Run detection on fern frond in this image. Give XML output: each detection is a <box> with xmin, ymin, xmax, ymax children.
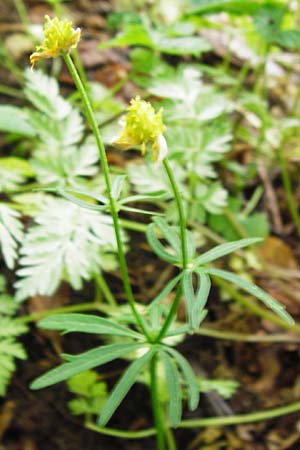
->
<box><xmin>0</xmin><ymin>205</ymin><xmax>23</xmax><ymax>269</ymax></box>
<box><xmin>15</xmin><ymin>197</ymin><xmax>124</xmax><ymax>301</ymax></box>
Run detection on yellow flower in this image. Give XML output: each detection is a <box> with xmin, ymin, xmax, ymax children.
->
<box><xmin>30</xmin><ymin>15</ymin><xmax>81</xmax><ymax>67</ymax></box>
<box><xmin>113</xmin><ymin>96</ymin><xmax>168</xmax><ymax>163</ymax></box>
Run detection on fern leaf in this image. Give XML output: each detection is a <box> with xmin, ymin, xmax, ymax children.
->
<box><xmin>15</xmin><ymin>198</ymin><xmax>124</xmax><ymax>301</ymax></box>
<box><xmin>0</xmin><ymin>205</ymin><xmax>23</xmax><ymax>269</ymax></box>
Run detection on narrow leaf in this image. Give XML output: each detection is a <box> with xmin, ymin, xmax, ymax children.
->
<box><xmin>38</xmin><ymin>313</ymin><xmax>142</xmax><ymax>339</ymax></box>
<box><xmin>146</xmin><ymin>223</ymin><xmax>179</xmax><ymax>264</ymax></box>
<box><xmin>160</xmin><ymin>351</ymin><xmax>182</xmax><ymax>427</ymax></box>
<box><xmin>193</xmin><ymin>272</ymin><xmax>211</xmax><ymax>328</ymax></box>
<box><xmin>165</xmin><ymin>347</ymin><xmax>199</xmax><ymax>411</ymax></box>
<box><xmin>181</xmin><ymin>270</ymin><xmax>195</xmax><ymax>327</ymax></box>
<box><xmin>195</xmin><ymin>238</ymin><xmax>262</xmax><ymax>266</ymax></box>
<box><xmin>98</xmin><ymin>347</ymin><xmax>156</xmax><ymax>426</ymax></box>
<box><xmin>31</xmin><ymin>342</ymin><xmax>142</xmax><ymax>390</ymax></box>
<box><xmin>153</xmin><ymin>217</ymin><xmax>181</xmax><ymax>254</ymax></box>
<box><xmin>205</xmin><ymin>268</ymin><xmax>294</xmax><ymax>325</ymax></box>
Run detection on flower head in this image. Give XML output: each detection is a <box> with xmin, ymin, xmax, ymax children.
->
<box><xmin>30</xmin><ymin>15</ymin><xmax>81</xmax><ymax>67</ymax></box>
<box><xmin>113</xmin><ymin>96</ymin><xmax>168</xmax><ymax>162</ymax></box>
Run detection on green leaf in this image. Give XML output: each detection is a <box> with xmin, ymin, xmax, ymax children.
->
<box><xmin>274</xmin><ymin>29</ymin><xmax>300</xmax><ymax>50</ymax></box>
<box><xmin>38</xmin><ymin>313</ymin><xmax>142</xmax><ymax>339</ymax></box>
<box><xmin>98</xmin><ymin>347</ymin><xmax>156</xmax><ymax>426</ymax></box>
<box><xmin>160</xmin><ymin>351</ymin><xmax>182</xmax><ymax>427</ymax></box>
<box><xmin>186</xmin><ymin>0</ymin><xmax>263</xmax><ymax>15</ymax></box>
<box><xmin>153</xmin><ymin>217</ymin><xmax>181</xmax><ymax>254</ymax></box>
<box><xmin>0</xmin><ymin>106</ymin><xmax>34</xmax><ymax>136</ymax></box>
<box><xmin>181</xmin><ymin>270</ymin><xmax>195</xmax><ymax>327</ymax></box>
<box><xmin>195</xmin><ymin>238</ymin><xmax>262</xmax><ymax>266</ymax></box>
<box><xmin>100</xmin><ymin>24</ymin><xmax>154</xmax><ymax>48</ymax></box>
<box><xmin>253</xmin><ymin>4</ymin><xmax>285</xmax><ymax>43</ymax></box>
<box><xmin>164</xmin><ymin>347</ymin><xmax>199</xmax><ymax>411</ymax></box>
<box><xmin>146</xmin><ymin>223</ymin><xmax>179</xmax><ymax>264</ymax></box>
<box><xmin>154</xmin><ymin>35</ymin><xmax>211</xmax><ymax>56</ymax></box>
<box><xmin>193</xmin><ymin>272</ymin><xmax>211</xmax><ymax>328</ymax></box>
<box><xmin>30</xmin><ymin>342</ymin><xmax>143</xmax><ymax>390</ymax></box>
<box><xmin>204</xmin><ymin>268</ymin><xmax>294</xmax><ymax>325</ymax></box>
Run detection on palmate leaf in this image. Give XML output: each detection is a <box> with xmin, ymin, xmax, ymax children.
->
<box><xmin>31</xmin><ymin>342</ymin><xmax>143</xmax><ymax>390</ymax></box>
<box><xmin>15</xmin><ymin>198</ymin><xmax>123</xmax><ymax>301</ymax></box>
<box><xmin>39</xmin><ymin>313</ymin><xmax>142</xmax><ymax>340</ymax></box>
<box><xmin>98</xmin><ymin>347</ymin><xmax>156</xmax><ymax>426</ymax></box>
<box><xmin>204</xmin><ymin>267</ymin><xmax>294</xmax><ymax>325</ymax></box>
<box><xmin>0</xmin><ymin>205</ymin><xmax>23</xmax><ymax>269</ymax></box>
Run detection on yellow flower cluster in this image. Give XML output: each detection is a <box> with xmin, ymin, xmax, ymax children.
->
<box><xmin>114</xmin><ymin>96</ymin><xmax>168</xmax><ymax>163</ymax></box>
<box><xmin>30</xmin><ymin>15</ymin><xmax>81</xmax><ymax>67</ymax></box>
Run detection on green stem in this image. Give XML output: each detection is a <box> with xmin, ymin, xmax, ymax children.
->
<box><xmin>62</xmin><ymin>52</ymin><xmax>150</xmax><ymax>340</ymax></box>
<box><xmin>86</xmin><ymin>401</ymin><xmax>300</xmax><ymax>438</ymax></box>
<box><xmin>277</xmin><ymin>145</ymin><xmax>300</xmax><ymax>236</ymax></box>
<box><xmin>196</xmin><ymin>326</ymin><xmax>300</xmax><ymax>343</ymax></box>
<box><xmin>150</xmin><ymin>354</ymin><xmax>166</xmax><ymax>450</ymax></box>
<box><xmin>163</xmin><ymin>159</ymin><xmax>188</xmax><ymax>269</ymax></box>
<box><xmin>94</xmin><ymin>272</ymin><xmax>117</xmax><ymax>307</ymax></box>
<box><xmin>85</xmin><ymin>421</ymin><xmax>156</xmax><ymax>438</ymax></box>
<box><xmin>151</xmin><ymin>159</ymin><xmax>189</xmax><ymax>342</ymax></box>
<box><xmin>155</xmin><ymin>287</ymin><xmax>182</xmax><ymax>342</ymax></box>
<box><xmin>179</xmin><ymin>401</ymin><xmax>300</xmax><ymax>428</ymax></box>
<box><xmin>13</xmin><ymin>0</ymin><xmax>30</xmax><ymax>27</ymax></box>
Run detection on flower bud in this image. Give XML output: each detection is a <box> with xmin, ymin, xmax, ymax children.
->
<box><xmin>30</xmin><ymin>15</ymin><xmax>81</xmax><ymax>67</ymax></box>
<box><xmin>113</xmin><ymin>96</ymin><xmax>168</xmax><ymax>163</ymax></box>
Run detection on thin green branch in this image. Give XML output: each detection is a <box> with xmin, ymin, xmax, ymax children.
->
<box><xmin>86</xmin><ymin>401</ymin><xmax>300</xmax><ymax>438</ymax></box>
<box><xmin>150</xmin><ymin>354</ymin><xmax>166</xmax><ymax>450</ymax></box>
<box><xmin>62</xmin><ymin>52</ymin><xmax>150</xmax><ymax>340</ymax></box>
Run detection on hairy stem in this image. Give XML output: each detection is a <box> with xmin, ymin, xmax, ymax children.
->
<box><xmin>63</xmin><ymin>52</ymin><xmax>150</xmax><ymax>340</ymax></box>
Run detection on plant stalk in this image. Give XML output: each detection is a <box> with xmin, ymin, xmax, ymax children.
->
<box><xmin>150</xmin><ymin>354</ymin><xmax>166</xmax><ymax>450</ymax></box>
<box><xmin>63</xmin><ymin>52</ymin><xmax>150</xmax><ymax>340</ymax></box>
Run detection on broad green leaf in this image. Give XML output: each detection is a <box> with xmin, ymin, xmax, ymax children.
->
<box><xmin>30</xmin><ymin>342</ymin><xmax>142</xmax><ymax>390</ymax></box>
<box><xmin>275</xmin><ymin>29</ymin><xmax>300</xmax><ymax>50</ymax></box>
<box><xmin>160</xmin><ymin>351</ymin><xmax>182</xmax><ymax>427</ymax></box>
<box><xmin>98</xmin><ymin>347</ymin><xmax>156</xmax><ymax>426</ymax></box>
<box><xmin>154</xmin><ymin>35</ymin><xmax>211</xmax><ymax>56</ymax></box>
<box><xmin>195</xmin><ymin>237</ymin><xmax>262</xmax><ymax>266</ymax></box>
<box><xmin>146</xmin><ymin>223</ymin><xmax>179</xmax><ymax>264</ymax></box>
<box><xmin>100</xmin><ymin>24</ymin><xmax>154</xmax><ymax>48</ymax></box>
<box><xmin>253</xmin><ymin>4</ymin><xmax>285</xmax><ymax>43</ymax></box>
<box><xmin>0</xmin><ymin>106</ymin><xmax>34</xmax><ymax>136</ymax></box>
<box><xmin>165</xmin><ymin>347</ymin><xmax>199</xmax><ymax>411</ymax></box>
<box><xmin>186</xmin><ymin>0</ymin><xmax>265</xmax><ymax>16</ymax></box>
<box><xmin>38</xmin><ymin>314</ymin><xmax>142</xmax><ymax>339</ymax></box>
<box><xmin>204</xmin><ymin>268</ymin><xmax>294</xmax><ymax>325</ymax></box>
